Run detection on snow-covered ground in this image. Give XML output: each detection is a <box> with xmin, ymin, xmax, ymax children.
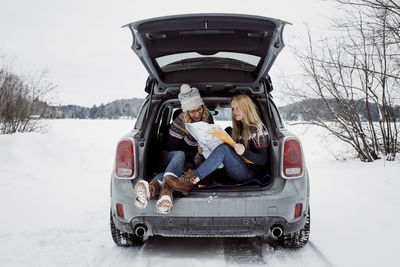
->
<box><xmin>0</xmin><ymin>119</ymin><xmax>399</xmax><ymax>267</ymax></box>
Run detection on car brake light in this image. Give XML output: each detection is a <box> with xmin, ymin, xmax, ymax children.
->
<box><xmin>115</xmin><ymin>139</ymin><xmax>134</xmax><ymax>177</ymax></box>
<box><xmin>283</xmin><ymin>138</ymin><xmax>303</xmax><ymax>178</ymax></box>
<box><xmin>117</xmin><ymin>203</ymin><xmax>124</xmax><ymax>218</ymax></box>
<box><xmin>295</xmin><ymin>203</ymin><xmax>302</xmax><ymax>218</ymax></box>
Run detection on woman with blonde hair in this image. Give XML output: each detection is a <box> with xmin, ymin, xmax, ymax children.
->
<box><xmin>134</xmin><ymin>84</ymin><xmax>213</xmax><ymax>214</ymax></box>
<box><xmin>165</xmin><ymin>94</ymin><xmax>270</xmax><ymax>196</ymax></box>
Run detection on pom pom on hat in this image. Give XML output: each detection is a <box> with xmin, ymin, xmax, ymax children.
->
<box><xmin>178</xmin><ymin>84</ymin><xmax>204</xmax><ymax>112</ymax></box>
<box><xmin>180</xmin><ymin>83</ymin><xmax>192</xmax><ymax>94</ymax></box>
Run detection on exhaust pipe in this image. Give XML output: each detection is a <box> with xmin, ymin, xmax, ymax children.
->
<box><xmin>134</xmin><ymin>224</ymin><xmax>148</xmax><ymax>237</ymax></box>
<box><xmin>270</xmin><ymin>225</ymin><xmax>283</xmax><ymax>238</ymax></box>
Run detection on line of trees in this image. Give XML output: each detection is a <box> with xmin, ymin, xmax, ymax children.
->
<box><xmin>88</xmin><ymin>103</ymin><xmax>137</xmax><ymax>119</ymax></box>
<box><xmin>279</xmin><ymin>98</ymin><xmax>400</xmax><ymax>122</ymax></box>
<box><xmin>289</xmin><ymin>0</ymin><xmax>400</xmax><ymax>161</ymax></box>
<box><xmin>44</xmin><ymin>98</ymin><xmax>144</xmax><ymax>119</ymax></box>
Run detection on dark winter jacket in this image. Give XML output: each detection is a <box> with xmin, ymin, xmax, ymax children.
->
<box><xmin>237</xmin><ymin>126</ymin><xmax>269</xmax><ymax>177</ymax></box>
<box><xmin>167</xmin><ymin>112</ymin><xmax>214</xmax><ymax>164</ymax></box>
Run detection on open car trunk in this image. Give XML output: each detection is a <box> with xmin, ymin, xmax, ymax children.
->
<box><xmin>144</xmin><ymin>96</ymin><xmax>274</xmax><ymax>191</ymax></box>
<box><xmin>124</xmin><ymin>14</ymin><xmax>289</xmax><ymax>92</ymax></box>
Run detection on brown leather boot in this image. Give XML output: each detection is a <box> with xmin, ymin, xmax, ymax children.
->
<box><xmin>156</xmin><ymin>183</ymin><xmax>174</xmax><ymax>214</ymax></box>
<box><xmin>165</xmin><ymin>169</ymin><xmax>200</xmax><ymax>196</ymax></box>
<box><xmin>149</xmin><ymin>178</ymin><xmax>161</xmax><ymax>199</ymax></box>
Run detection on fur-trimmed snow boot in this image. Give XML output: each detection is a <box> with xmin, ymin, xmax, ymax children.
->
<box><xmin>156</xmin><ymin>183</ymin><xmax>174</xmax><ymax>214</ymax></box>
<box><xmin>149</xmin><ymin>178</ymin><xmax>161</xmax><ymax>199</ymax></box>
<box><xmin>165</xmin><ymin>169</ymin><xmax>200</xmax><ymax>196</ymax></box>
<box><xmin>134</xmin><ymin>178</ymin><xmax>161</xmax><ymax>210</ymax></box>
<box><xmin>134</xmin><ymin>180</ymin><xmax>149</xmax><ymax>210</ymax></box>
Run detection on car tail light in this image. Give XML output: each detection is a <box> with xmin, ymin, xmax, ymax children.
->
<box><xmin>282</xmin><ymin>137</ymin><xmax>303</xmax><ymax>178</ymax></box>
<box><xmin>117</xmin><ymin>203</ymin><xmax>124</xmax><ymax>218</ymax></box>
<box><xmin>295</xmin><ymin>203</ymin><xmax>302</xmax><ymax>218</ymax></box>
<box><xmin>115</xmin><ymin>139</ymin><xmax>134</xmax><ymax>178</ymax></box>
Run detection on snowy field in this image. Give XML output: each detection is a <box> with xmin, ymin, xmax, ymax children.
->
<box><xmin>0</xmin><ymin>119</ymin><xmax>399</xmax><ymax>267</ymax></box>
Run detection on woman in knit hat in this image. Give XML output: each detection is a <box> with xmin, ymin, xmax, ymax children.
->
<box><xmin>134</xmin><ymin>83</ymin><xmax>213</xmax><ymax>214</ymax></box>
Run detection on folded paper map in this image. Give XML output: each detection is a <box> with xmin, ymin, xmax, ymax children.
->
<box><xmin>185</xmin><ymin>122</ymin><xmax>254</xmax><ymax>164</ymax></box>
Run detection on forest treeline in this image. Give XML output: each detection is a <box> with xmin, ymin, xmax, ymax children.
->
<box><xmin>43</xmin><ymin>98</ymin><xmax>144</xmax><ymax>119</ymax></box>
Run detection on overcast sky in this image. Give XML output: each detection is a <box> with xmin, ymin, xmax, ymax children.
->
<box><xmin>0</xmin><ymin>0</ymin><xmax>335</xmax><ymax>107</ymax></box>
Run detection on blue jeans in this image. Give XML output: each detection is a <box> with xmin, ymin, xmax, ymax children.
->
<box><xmin>154</xmin><ymin>151</ymin><xmax>186</xmax><ymax>181</ymax></box>
<box><xmin>194</xmin><ymin>144</ymin><xmax>255</xmax><ymax>183</ymax></box>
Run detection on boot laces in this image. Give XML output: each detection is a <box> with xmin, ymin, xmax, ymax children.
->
<box><xmin>180</xmin><ymin>171</ymin><xmax>195</xmax><ymax>183</ymax></box>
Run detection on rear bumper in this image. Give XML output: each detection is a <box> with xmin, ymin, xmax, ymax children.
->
<box><xmin>110</xmin><ymin>172</ymin><xmax>310</xmax><ymax>237</ymax></box>
<box><xmin>113</xmin><ymin>213</ymin><xmax>308</xmax><ymax>237</ymax></box>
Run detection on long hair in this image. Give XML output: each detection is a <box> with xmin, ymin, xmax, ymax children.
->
<box><xmin>231</xmin><ymin>95</ymin><xmax>268</xmax><ymax>148</ymax></box>
<box><xmin>182</xmin><ymin>105</ymin><xmax>211</xmax><ymax>124</ymax></box>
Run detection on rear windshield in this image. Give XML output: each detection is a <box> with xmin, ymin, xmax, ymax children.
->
<box><xmin>156</xmin><ymin>52</ymin><xmax>260</xmax><ymax>73</ymax></box>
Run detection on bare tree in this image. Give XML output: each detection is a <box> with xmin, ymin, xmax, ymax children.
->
<box><xmin>290</xmin><ymin>0</ymin><xmax>400</xmax><ymax>161</ymax></box>
<box><xmin>0</xmin><ymin>55</ymin><xmax>56</xmax><ymax>134</ymax></box>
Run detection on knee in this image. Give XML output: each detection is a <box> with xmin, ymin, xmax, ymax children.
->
<box><xmin>216</xmin><ymin>143</ymin><xmax>231</xmax><ymax>153</ymax></box>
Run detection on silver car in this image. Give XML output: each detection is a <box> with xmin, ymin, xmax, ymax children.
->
<box><xmin>110</xmin><ymin>14</ymin><xmax>310</xmax><ymax>248</ymax></box>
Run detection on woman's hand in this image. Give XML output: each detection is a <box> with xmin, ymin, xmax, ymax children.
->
<box><xmin>198</xmin><ymin>145</ymin><xmax>203</xmax><ymax>155</ymax></box>
<box><xmin>233</xmin><ymin>143</ymin><xmax>245</xmax><ymax>155</ymax></box>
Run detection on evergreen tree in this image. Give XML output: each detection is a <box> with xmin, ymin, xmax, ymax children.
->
<box><xmin>89</xmin><ymin>105</ymin><xmax>98</xmax><ymax>119</ymax></box>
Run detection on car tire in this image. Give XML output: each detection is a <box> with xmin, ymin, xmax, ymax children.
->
<box><xmin>110</xmin><ymin>211</ymin><xmax>143</xmax><ymax>246</ymax></box>
<box><xmin>279</xmin><ymin>208</ymin><xmax>310</xmax><ymax>248</ymax></box>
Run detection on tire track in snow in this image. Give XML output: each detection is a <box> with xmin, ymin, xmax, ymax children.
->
<box><xmin>223</xmin><ymin>237</ymin><xmax>265</xmax><ymax>265</ymax></box>
<box><xmin>306</xmin><ymin>241</ymin><xmax>336</xmax><ymax>267</ymax></box>
<box><xmin>275</xmin><ymin>241</ymin><xmax>336</xmax><ymax>267</ymax></box>
<box><xmin>260</xmin><ymin>238</ymin><xmax>336</xmax><ymax>267</ymax></box>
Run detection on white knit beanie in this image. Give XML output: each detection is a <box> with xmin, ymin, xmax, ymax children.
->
<box><xmin>178</xmin><ymin>84</ymin><xmax>204</xmax><ymax>112</ymax></box>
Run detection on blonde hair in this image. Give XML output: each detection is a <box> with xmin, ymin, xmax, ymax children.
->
<box><xmin>231</xmin><ymin>95</ymin><xmax>268</xmax><ymax>148</ymax></box>
<box><xmin>182</xmin><ymin>105</ymin><xmax>211</xmax><ymax>124</ymax></box>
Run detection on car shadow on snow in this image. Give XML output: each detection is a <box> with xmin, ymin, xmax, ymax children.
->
<box><xmin>139</xmin><ymin>236</ymin><xmax>265</xmax><ymax>264</ymax></box>
<box><xmin>114</xmin><ymin>236</ymin><xmax>336</xmax><ymax>267</ymax></box>
<box><xmin>124</xmin><ymin>236</ymin><xmax>313</xmax><ymax>266</ymax></box>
